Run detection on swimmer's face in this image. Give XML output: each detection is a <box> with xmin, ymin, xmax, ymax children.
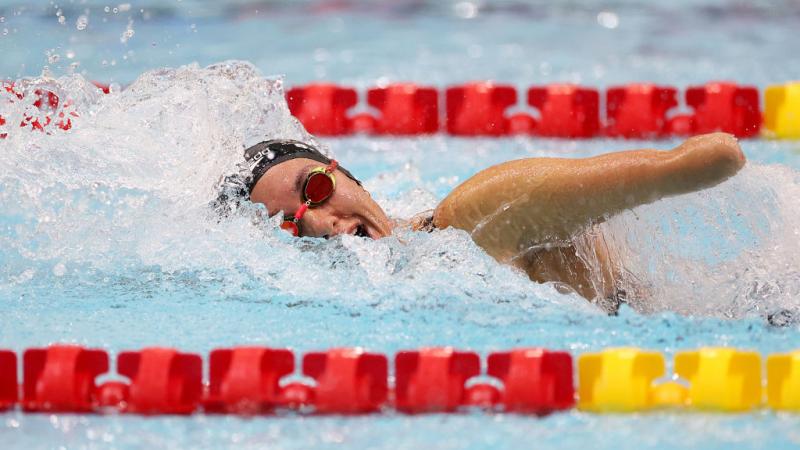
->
<box><xmin>250</xmin><ymin>158</ymin><xmax>393</xmax><ymax>239</ymax></box>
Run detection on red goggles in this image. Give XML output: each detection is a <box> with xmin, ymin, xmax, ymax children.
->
<box><xmin>279</xmin><ymin>160</ymin><xmax>338</xmax><ymax>237</ymax></box>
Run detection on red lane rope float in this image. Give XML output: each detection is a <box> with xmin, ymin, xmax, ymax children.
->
<box><xmin>446</xmin><ymin>81</ymin><xmax>518</xmax><ymax>136</ymax></box>
<box><xmin>487</xmin><ymin>348</ymin><xmax>574</xmax><ymax>413</ymax></box>
<box><xmin>303</xmin><ymin>348</ymin><xmax>388</xmax><ymax>414</ymax></box>
<box><xmin>0</xmin><ymin>79</ymin><xmax>773</xmax><ymax>140</ymax></box>
<box><xmin>356</xmin><ymin>83</ymin><xmax>440</xmax><ymax>135</ymax></box>
<box><xmin>286</xmin><ymin>83</ymin><xmax>358</xmax><ymax>136</ymax></box>
<box><xmin>605</xmin><ymin>83</ymin><xmax>678</xmax><ymax>139</ymax></box>
<box><xmin>0</xmin><ymin>350</ymin><xmax>16</xmax><ymax>411</ymax></box>
<box><xmin>1</xmin><ymin>81</ymin><xmax>79</xmax><ymax>139</ymax></box>
<box><xmin>116</xmin><ymin>347</ymin><xmax>203</xmax><ymax>414</ymax></box>
<box><xmin>22</xmin><ymin>345</ymin><xmax>108</xmax><ymax>413</ymax></box>
<box><xmin>206</xmin><ymin>347</ymin><xmax>294</xmax><ymax>414</ymax></box>
<box><xmin>681</xmin><ymin>82</ymin><xmax>761</xmax><ymax>137</ymax></box>
<box><xmin>281</xmin><ymin>80</ymin><xmax>768</xmax><ymax>139</ymax></box>
<box><xmin>527</xmin><ymin>84</ymin><xmax>600</xmax><ymax>138</ymax></box>
<box><xmin>0</xmin><ymin>345</ymin><xmax>576</xmax><ymax>416</ymax></box>
<box><xmin>395</xmin><ymin>347</ymin><xmax>481</xmax><ymax>412</ymax></box>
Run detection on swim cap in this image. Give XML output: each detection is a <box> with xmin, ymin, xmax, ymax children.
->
<box><xmin>243</xmin><ymin>139</ymin><xmax>361</xmax><ymax>193</ymax></box>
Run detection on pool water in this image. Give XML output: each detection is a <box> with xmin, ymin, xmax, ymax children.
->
<box><xmin>2</xmin><ymin>1</ymin><xmax>800</xmax><ymax>449</ymax></box>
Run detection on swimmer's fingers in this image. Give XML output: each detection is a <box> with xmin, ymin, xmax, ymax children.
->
<box><xmin>670</xmin><ymin>132</ymin><xmax>746</xmax><ymax>190</ymax></box>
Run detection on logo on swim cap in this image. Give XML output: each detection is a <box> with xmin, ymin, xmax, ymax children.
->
<box><xmin>242</xmin><ymin>139</ymin><xmax>361</xmax><ymax>194</ymax></box>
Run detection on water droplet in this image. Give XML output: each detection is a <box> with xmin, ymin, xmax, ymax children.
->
<box><xmin>267</xmin><ymin>150</ymin><xmax>275</xmax><ymax>160</ymax></box>
<box><xmin>2</xmin><ymin>28</ymin><xmax>8</xmax><ymax>36</ymax></box>
<box><xmin>104</xmin><ymin>6</ymin><xmax>110</xmax><ymax>13</ymax></box>
<box><xmin>58</xmin><ymin>15</ymin><xmax>65</xmax><ymax>24</ymax></box>
<box><xmin>120</xmin><ymin>20</ymin><xmax>135</xmax><ymax>43</ymax></box>
<box><xmin>76</xmin><ymin>14</ymin><xmax>88</xmax><ymax>31</ymax></box>
<box><xmin>53</xmin><ymin>263</ymin><xmax>66</xmax><ymax>277</ymax></box>
<box><xmin>597</xmin><ymin>11</ymin><xmax>619</xmax><ymax>29</ymax></box>
<box><xmin>453</xmin><ymin>2</ymin><xmax>479</xmax><ymax>19</ymax></box>
<box><xmin>65</xmin><ymin>50</ymin><xmax>75</xmax><ymax>59</ymax></box>
<box><xmin>112</xmin><ymin>7</ymin><xmax>118</xmax><ymax>14</ymax></box>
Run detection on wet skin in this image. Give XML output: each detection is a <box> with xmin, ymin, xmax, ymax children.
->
<box><xmin>249</xmin><ymin>133</ymin><xmax>746</xmax><ymax>304</ymax></box>
<box><xmin>249</xmin><ymin>158</ymin><xmax>393</xmax><ymax>240</ymax></box>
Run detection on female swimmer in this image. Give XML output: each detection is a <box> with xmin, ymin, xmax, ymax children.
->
<box><xmin>221</xmin><ymin>132</ymin><xmax>745</xmax><ymax>311</ymax></box>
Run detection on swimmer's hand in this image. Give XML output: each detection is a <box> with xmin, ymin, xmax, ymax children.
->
<box><xmin>433</xmin><ymin>132</ymin><xmax>746</xmax><ymax>262</ymax></box>
<box><xmin>667</xmin><ymin>132</ymin><xmax>746</xmax><ymax>192</ymax></box>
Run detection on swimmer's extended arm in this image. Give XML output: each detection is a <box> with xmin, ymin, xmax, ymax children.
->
<box><xmin>433</xmin><ymin>132</ymin><xmax>746</xmax><ymax>262</ymax></box>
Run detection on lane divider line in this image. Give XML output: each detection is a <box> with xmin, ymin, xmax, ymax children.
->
<box><xmin>2</xmin><ymin>345</ymin><xmax>799</xmax><ymax>415</ymax></box>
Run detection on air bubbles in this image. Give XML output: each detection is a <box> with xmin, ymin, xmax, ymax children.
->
<box><xmin>76</xmin><ymin>14</ymin><xmax>88</xmax><ymax>31</ymax></box>
<box><xmin>66</xmin><ymin>49</ymin><xmax>75</xmax><ymax>59</ymax></box>
<box><xmin>597</xmin><ymin>11</ymin><xmax>619</xmax><ymax>29</ymax></box>
<box><xmin>47</xmin><ymin>52</ymin><xmax>60</xmax><ymax>64</ymax></box>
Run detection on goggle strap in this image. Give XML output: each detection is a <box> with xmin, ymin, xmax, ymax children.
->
<box><xmin>294</xmin><ymin>201</ymin><xmax>310</xmax><ymax>220</ymax></box>
<box><xmin>326</xmin><ymin>160</ymin><xmax>338</xmax><ymax>173</ymax></box>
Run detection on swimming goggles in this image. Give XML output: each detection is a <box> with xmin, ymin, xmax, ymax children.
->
<box><xmin>280</xmin><ymin>160</ymin><xmax>339</xmax><ymax>237</ymax></box>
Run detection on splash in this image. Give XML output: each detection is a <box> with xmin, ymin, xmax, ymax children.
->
<box><xmin>577</xmin><ymin>163</ymin><xmax>800</xmax><ymax>320</ymax></box>
<box><xmin>1</xmin><ymin>61</ymin><xmax>799</xmax><ymax>323</ymax></box>
<box><xmin>0</xmin><ymin>61</ymin><xmax>570</xmax><ymax>321</ymax></box>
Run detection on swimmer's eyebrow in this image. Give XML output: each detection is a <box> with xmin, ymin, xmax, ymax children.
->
<box><xmin>294</xmin><ymin>164</ymin><xmax>315</xmax><ymax>194</ymax></box>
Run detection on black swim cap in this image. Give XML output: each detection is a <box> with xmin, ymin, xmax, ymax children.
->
<box><xmin>243</xmin><ymin>139</ymin><xmax>361</xmax><ymax>193</ymax></box>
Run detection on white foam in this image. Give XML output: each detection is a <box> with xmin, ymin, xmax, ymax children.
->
<box><xmin>586</xmin><ymin>163</ymin><xmax>800</xmax><ymax>319</ymax></box>
<box><xmin>0</xmin><ymin>62</ymin><xmax>562</xmax><ymax>316</ymax></box>
<box><xmin>2</xmin><ymin>62</ymin><xmax>800</xmax><ymax>320</ymax></box>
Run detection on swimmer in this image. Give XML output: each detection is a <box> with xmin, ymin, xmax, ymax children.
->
<box><xmin>219</xmin><ymin>132</ymin><xmax>745</xmax><ymax>312</ymax></box>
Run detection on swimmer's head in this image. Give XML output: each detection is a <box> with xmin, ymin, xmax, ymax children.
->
<box><xmin>244</xmin><ymin>139</ymin><xmax>393</xmax><ymax>239</ymax></box>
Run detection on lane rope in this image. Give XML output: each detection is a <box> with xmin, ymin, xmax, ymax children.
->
<box><xmin>2</xmin><ymin>345</ymin><xmax>798</xmax><ymax>415</ymax></box>
<box><xmin>2</xmin><ymin>81</ymin><xmax>799</xmax><ymax>140</ymax></box>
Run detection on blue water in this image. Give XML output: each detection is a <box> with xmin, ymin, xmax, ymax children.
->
<box><xmin>2</xmin><ymin>1</ymin><xmax>800</xmax><ymax>449</ymax></box>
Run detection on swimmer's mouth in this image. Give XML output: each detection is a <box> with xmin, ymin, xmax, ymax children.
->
<box><xmin>354</xmin><ymin>224</ymin><xmax>370</xmax><ymax>238</ymax></box>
